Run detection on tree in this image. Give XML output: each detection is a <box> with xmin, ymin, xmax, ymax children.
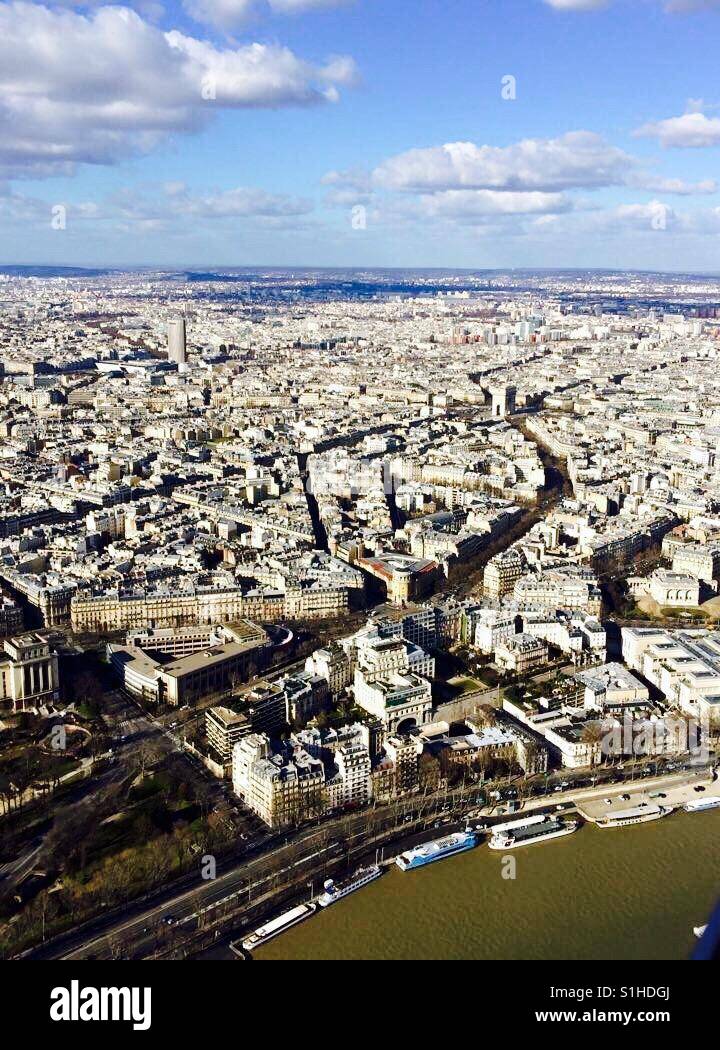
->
<box><xmin>581</xmin><ymin>721</ymin><xmax>607</xmax><ymax>765</ymax></box>
<box><xmin>132</xmin><ymin>741</ymin><xmax>163</xmax><ymax>781</ymax></box>
<box><xmin>193</xmin><ymin>780</ymin><xmax>215</xmax><ymax>821</ymax></box>
<box><xmin>418</xmin><ymin>752</ymin><xmax>440</xmax><ymax>791</ymax></box>
<box><xmin>73</xmin><ymin>670</ymin><xmax>104</xmax><ymax>716</ymax></box>
<box><xmin>473</xmin><ymin>703</ymin><xmax>498</xmax><ymax>728</ymax></box>
<box><xmin>0</xmin><ymin>771</ymin><xmax>14</xmax><ymax>815</ymax></box>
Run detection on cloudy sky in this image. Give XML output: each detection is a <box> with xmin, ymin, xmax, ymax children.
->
<box><xmin>2</xmin><ymin>0</ymin><xmax>720</xmax><ymax>269</ymax></box>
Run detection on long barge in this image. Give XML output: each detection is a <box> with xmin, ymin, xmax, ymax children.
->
<box><xmin>240</xmin><ymin>902</ymin><xmax>317</xmax><ymax>952</ymax></box>
<box><xmin>596</xmin><ymin>804</ymin><xmax>672</xmax><ymax>828</ymax></box>
<box><xmin>488</xmin><ymin>814</ymin><xmax>579</xmax><ymax>850</ymax></box>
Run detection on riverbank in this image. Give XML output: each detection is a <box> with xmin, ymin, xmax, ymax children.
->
<box><xmin>252</xmin><ymin>808</ymin><xmax>720</xmax><ymax>961</ymax></box>
<box><xmin>195</xmin><ymin>766</ymin><xmax>717</xmax><ymax>961</ymax></box>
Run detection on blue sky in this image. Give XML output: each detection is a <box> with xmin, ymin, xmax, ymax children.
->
<box><xmin>2</xmin><ymin>0</ymin><xmax>720</xmax><ymax>269</ymax></box>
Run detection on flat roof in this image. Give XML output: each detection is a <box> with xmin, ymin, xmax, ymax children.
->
<box><xmin>161</xmin><ymin>640</ymin><xmax>261</xmax><ymax>679</ymax></box>
<box><xmin>207</xmin><ymin>705</ymin><xmax>248</xmax><ymax>727</ymax></box>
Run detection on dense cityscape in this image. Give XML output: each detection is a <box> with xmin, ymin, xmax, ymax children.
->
<box><xmin>2</xmin><ymin>0</ymin><xmax>720</xmax><ymax>1012</ymax></box>
<box><xmin>0</xmin><ymin>265</ymin><xmax>718</xmax><ymax>962</ymax></box>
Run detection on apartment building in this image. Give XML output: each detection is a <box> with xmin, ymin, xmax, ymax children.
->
<box><xmin>513</xmin><ymin>570</ymin><xmax>602</xmax><ymax>615</ymax></box>
<box><xmin>0</xmin><ymin>596</ymin><xmax>23</xmax><ymax>638</ymax></box>
<box><xmin>575</xmin><ymin>662</ymin><xmax>651</xmax><ymax>715</ymax></box>
<box><xmin>332</xmin><ymin>742</ymin><xmax>371</xmax><ymax>808</ymax></box>
<box><xmin>232</xmin><ymin>734</ymin><xmax>326</xmax><ymax>828</ymax></box>
<box><xmin>304</xmin><ymin>644</ymin><xmax>352</xmax><ymax>697</ymax></box>
<box><xmin>383</xmin><ymin>734</ymin><xmax>422</xmax><ymax>794</ymax></box>
<box><xmin>495</xmin><ymin>633</ymin><xmax>549</xmax><ymax>675</ymax></box>
<box><xmin>206</xmin><ymin>706</ymin><xmax>250</xmax><ymax>766</ymax></box>
<box><xmin>672</xmin><ymin>543</ymin><xmax>720</xmax><ymax>586</ymax></box>
<box><xmin>622</xmin><ymin>626</ymin><xmax>720</xmax><ymax>725</ymax></box>
<box><xmin>282</xmin><ymin>672</ymin><xmax>329</xmax><ymax>725</ymax></box>
<box><xmin>234</xmin><ymin>680</ymin><xmax>289</xmax><ymax>735</ymax></box>
<box><xmin>357</xmin><ymin>552</ymin><xmax>441</xmax><ymax>605</ymax></box>
<box><xmin>354</xmin><ymin>631</ymin><xmax>435</xmax><ymax>683</ymax></box>
<box><xmin>368</xmin><ymin>604</ymin><xmax>438</xmax><ymax>650</ymax></box>
<box><xmin>474</xmin><ymin>610</ymin><xmax>516</xmax><ymax>654</ymax></box>
<box><xmin>543</xmin><ymin>720</ymin><xmax>606</xmax><ymax>769</ymax></box>
<box><xmin>483</xmin><ymin>547</ymin><xmax>525</xmax><ymax>600</ymax></box>
<box><xmin>72</xmin><ymin>580</ymin><xmax>349</xmax><ymax>633</ymax></box>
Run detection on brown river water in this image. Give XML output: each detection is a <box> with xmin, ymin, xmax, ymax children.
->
<box><xmin>255</xmin><ymin>810</ymin><xmax>720</xmax><ymax>960</ymax></box>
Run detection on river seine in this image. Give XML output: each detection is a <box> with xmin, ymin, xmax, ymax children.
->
<box><xmin>256</xmin><ymin>810</ymin><xmax>720</xmax><ymax>960</ymax></box>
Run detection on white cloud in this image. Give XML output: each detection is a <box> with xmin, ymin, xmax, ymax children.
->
<box><xmin>321</xmin><ymin>168</ymin><xmax>372</xmax><ymax>191</ymax></box>
<box><xmin>270</xmin><ymin>0</ymin><xmax>353</xmax><ymax>11</ymax></box>
<box><xmin>626</xmin><ymin>173</ymin><xmax>717</xmax><ymax>193</ymax></box>
<box><xmin>614</xmin><ymin>200</ymin><xmax>678</xmax><ymax>228</ymax></box>
<box><xmin>352</xmin><ymin>189</ymin><xmax>571</xmax><ymax>231</ymax></box>
<box><xmin>544</xmin><ymin>0</ymin><xmax>610</xmax><ymax>10</ymax></box>
<box><xmin>372</xmin><ymin>132</ymin><xmax>636</xmax><ymax>193</ymax></box>
<box><xmin>0</xmin><ymin>2</ymin><xmax>357</xmax><ymax>179</ymax></box>
<box><xmin>0</xmin><ymin>180</ymin><xmax>315</xmax><ymax>234</ymax></box>
<box><xmin>635</xmin><ymin>111</ymin><xmax>720</xmax><ymax>147</ymax></box>
<box><xmin>324</xmin><ymin>131</ymin><xmax>717</xmax><ymax>236</ymax></box>
<box><xmin>54</xmin><ymin>0</ymin><xmax>166</xmax><ymax>15</ymax></box>
<box><xmin>157</xmin><ymin>184</ymin><xmax>314</xmax><ymax>219</ymax></box>
<box><xmin>184</xmin><ymin>0</ymin><xmax>353</xmax><ymax>31</ymax></box>
<box><xmin>183</xmin><ymin>0</ymin><xmax>258</xmax><ymax>28</ymax></box>
<box><xmin>322</xmin><ymin>169</ymin><xmax>575</xmax><ymax>234</ymax></box>
<box><xmin>166</xmin><ymin>30</ymin><xmax>357</xmax><ymax>105</ymax></box>
<box><xmin>416</xmin><ymin>189</ymin><xmax>571</xmax><ymax>219</ymax></box>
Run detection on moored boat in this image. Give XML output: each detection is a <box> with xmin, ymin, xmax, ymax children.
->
<box><xmin>596</xmin><ymin>804</ymin><xmax>672</xmax><ymax>828</ymax></box>
<box><xmin>241</xmin><ymin>902</ymin><xmax>317</xmax><ymax>951</ymax></box>
<box><xmin>488</xmin><ymin>815</ymin><xmax>578</xmax><ymax>850</ymax></box>
<box><xmin>683</xmin><ymin>795</ymin><xmax>720</xmax><ymax>814</ymax></box>
<box><xmin>396</xmin><ymin>830</ymin><xmax>477</xmax><ymax>871</ymax></box>
<box><xmin>318</xmin><ymin>865</ymin><xmax>382</xmax><ymax>907</ymax></box>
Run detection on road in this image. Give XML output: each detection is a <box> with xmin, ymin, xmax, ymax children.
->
<box><xmin>26</xmin><ymin>788</ymin><xmax>478</xmax><ymax>960</ymax></box>
<box><xmin>64</xmin><ymin>830</ymin><xmax>339</xmax><ymax>960</ymax></box>
<box><xmin>27</xmin><ymin>758</ymin><xmax>716</xmax><ymax>961</ymax></box>
<box><xmin>0</xmin><ymin>840</ymin><xmax>42</xmax><ymax>888</ymax></box>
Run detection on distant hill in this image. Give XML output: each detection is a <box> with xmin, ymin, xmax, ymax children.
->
<box><xmin>0</xmin><ymin>265</ymin><xmax>115</xmax><ymax>278</ymax></box>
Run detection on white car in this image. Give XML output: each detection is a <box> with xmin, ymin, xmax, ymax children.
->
<box><xmin>603</xmin><ymin>798</ymin><xmax>613</xmax><ymax>805</ymax></box>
